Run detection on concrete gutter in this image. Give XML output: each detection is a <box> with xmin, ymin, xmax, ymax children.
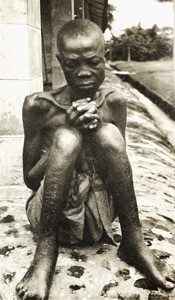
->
<box><xmin>111</xmin><ymin>66</ymin><xmax>175</xmax><ymax>121</ymax></box>
<box><xmin>129</xmin><ymin>86</ymin><xmax>175</xmax><ymax>150</ymax></box>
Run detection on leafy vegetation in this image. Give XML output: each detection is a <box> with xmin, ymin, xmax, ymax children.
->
<box><xmin>106</xmin><ymin>24</ymin><xmax>173</xmax><ymax>62</ymax></box>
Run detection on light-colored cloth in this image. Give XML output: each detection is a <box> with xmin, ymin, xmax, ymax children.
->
<box><xmin>26</xmin><ymin>147</ymin><xmax>115</xmax><ymax>245</ymax></box>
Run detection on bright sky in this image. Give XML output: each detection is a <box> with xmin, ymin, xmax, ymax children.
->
<box><xmin>107</xmin><ymin>0</ymin><xmax>174</xmax><ymax>37</ymax></box>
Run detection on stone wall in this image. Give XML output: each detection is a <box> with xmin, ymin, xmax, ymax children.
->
<box><xmin>0</xmin><ymin>0</ymin><xmax>90</xmax><ymax>134</ymax></box>
<box><xmin>0</xmin><ymin>0</ymin><xmax>43</xmax><ymax>134</ymax></box>
<box><xmin>51</xmin><ymin>0</ymin><xmax>72</xmax><ymax>89</ymax></box>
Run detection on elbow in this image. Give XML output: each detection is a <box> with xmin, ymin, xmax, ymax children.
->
<box><xmin>24</xmin><ymin>173</ymin><xmax>40</xmax><ymax>191</ymax></box>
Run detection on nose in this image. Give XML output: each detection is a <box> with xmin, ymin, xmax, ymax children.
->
<box><xmin>77</xmin><ymin>66</ymin><xmax>91</xmax><ymax>77</ymax></box>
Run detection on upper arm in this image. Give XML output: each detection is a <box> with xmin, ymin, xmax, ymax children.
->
<box><xmin>22</xmin><ymin>95</ymin><xmax>44</xmax><ymax>181</ymax></box>
<box><xmin>106</xmin><ymin>92</ymin><xmax>127</xmax><ymax>139</ymax></box>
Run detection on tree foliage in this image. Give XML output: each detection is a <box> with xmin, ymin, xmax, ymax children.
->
<box><xmin>107</xmin><ymin>4</ymin><xmax>116</xmax><ymax>30</ymax></box>
<box><xmin>108</xmin><ymin>24</ymin><xmax>173</xmax><ymax>61</ymax></box>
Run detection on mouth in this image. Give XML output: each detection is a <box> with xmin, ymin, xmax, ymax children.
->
<box><xmin>78</xmin><ymin>82</ymin><xmax>95</xmax><ymax>89</ymax></box>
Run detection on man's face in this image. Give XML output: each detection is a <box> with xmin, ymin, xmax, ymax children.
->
<box><xmin>58</xmin><ymin>33</ymin><xmax>105</xmax><ymax>98</ymax></box>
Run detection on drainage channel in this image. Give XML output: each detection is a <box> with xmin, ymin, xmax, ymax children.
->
<box><xmin>112</xmin><ymin>70</ymin><xmax>175</xmax><ymax>150</ymax></box>
<box><xmin>113</xmin><ymin>68</ymin><xmax>175</xmax><ymax>121</ymax></box>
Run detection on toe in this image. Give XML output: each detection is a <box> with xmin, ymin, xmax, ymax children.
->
<box><xmin>162</xmin><ymin>279</ymin><xmax>175</xmax><ymax>291</ymax></box>
<box><xmin>23</xmin><ymin>290</ymin><xmax>34</xmax><ymax>300</ymax></box>
<box><xmin>16</xmin><ymin>285</ymin><xmax>27</xmax><ymax>297</ymax></box>
<box><xmin>16</xmin><ymin>287</ymin><xmax>24</xmax><ymax>297</ymax></box>
<box><xmin>164</xmin><ymin>268</ymin><xmax>175</xmax><ymax>288</ymax></box>
<box><xmin>170</xmin><ymin>269</ymin><xmax>175</xmax><ymax>282</ymax></box>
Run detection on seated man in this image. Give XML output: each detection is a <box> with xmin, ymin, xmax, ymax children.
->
<box><xmin>16</xmin><ymin>19</ymin><xmax>175</xmax><ymax>299</ymax></box>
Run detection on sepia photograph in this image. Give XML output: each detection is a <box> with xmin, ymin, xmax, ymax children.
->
<box><xmin>0</xmin><ymin>0</ymin><xmax>174</xmax><ymax>299</ymax></box>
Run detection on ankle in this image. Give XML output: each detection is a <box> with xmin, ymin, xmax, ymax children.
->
<box><xmin>119</xmin><ymin>234</ymin><xmax>145</xmax><ymax>251</ymax></box>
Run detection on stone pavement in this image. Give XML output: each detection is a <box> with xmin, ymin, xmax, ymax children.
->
<box><xmin>0</xmin><ymin>69</ymin><xmax>175</xmax><ymax>300</ymax></box>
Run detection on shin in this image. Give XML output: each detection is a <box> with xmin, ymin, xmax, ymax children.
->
<box><xmin>90</xmin><ymin>123</ymin><xmax>141</xmax><ymax>242</ymax></box>
<box><xmin>40</xmin><ymin>126</ymin><xmax>83</xmax><ymax>236</ymax></box>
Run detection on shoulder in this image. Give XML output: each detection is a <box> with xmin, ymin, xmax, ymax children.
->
<box><xmin>23</xmin><ymin>85</ymin><xmax>69</xmax><ymax>114</ymax></box>
<box><xmin>98</xmin><ymin>83</ymin><xmax>127</xmax><ymax>110</ymax></box>
<box><xmin>23</xmin><ymin>91</ymin><xmax>53</xmax><ymax>114</ymax></box>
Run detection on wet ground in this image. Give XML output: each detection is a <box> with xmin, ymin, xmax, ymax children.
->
<box><xmin>0</xmin><ymin>68</ymin><xmax>175</xmax><ymax>299</ymax></box>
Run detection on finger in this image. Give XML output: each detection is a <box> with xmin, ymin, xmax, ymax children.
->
<box><xmin>68</xmin><ymin>110</ymin><xmax>81</xmax><ymax>124</ymax></box>
<box><xmin>89</xmin><ymin>118</ymin><xmax>98</xmax><ymax>125</ymax></box>
<box><xmin>81</xmin><ymin>120</ymin><xmax>98</xmax><ymax>130</ymax></box>
<box><xmin>73</xmin><ymin>101</ymin><xmax>96</xmax><ymax>111</ymax></box>
<box><xmin>72</xmin><ymin>97</ymin><xmax>92</xmax><ymax>108</ymax></box>
<box><xmin>77</xmin><ymin>104</ymin><xmax>97</xmax><ymax>113</ymax></box>
<box><xmin>88</xmin><ymin>106</ymin><xmax>97</xmax><ymax>113</ymax></box>
<box><xmin>66</xmin><ymin>103</ymin><xmax>83</xmax><ymax>124</ymax></box>
<box><xmin>83</xmin><ymin>124</ymin><xmax>98</xmax><ymax>130</ymax></box>
<box><xmin>78</xmin><ymin>113</ymin><xmax>100</xmax><ymax>123</ymax></box>
<box><xmin>81</xmin><ymin>118</ymin><xmax>98</xmax><ymax>126</ymax></box>
<box><xmin>89</xmin><ymin>123</ymin><xmax>98</xmax><ymax>130</ymax></box>
<box><xmin>66</xmin><ymin>105</ymin><xmax>75</xmax><ymax>116</ymax></box>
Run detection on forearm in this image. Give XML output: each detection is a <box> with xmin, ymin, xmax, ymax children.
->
<box><xmin>24</xmin><ymin>153</ymin><xmax>49</xmax><ymax>190</ymax></box>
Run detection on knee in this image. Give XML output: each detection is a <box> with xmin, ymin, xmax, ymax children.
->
<box><xmin>52</xmin><ymin>126</ymin><xmax>82</xmax><ymax>155</ymax></box>
<box><xmin>94</xmin><ymin>123</ymin><xmax>126</xmax><ymax>153</ymax></box>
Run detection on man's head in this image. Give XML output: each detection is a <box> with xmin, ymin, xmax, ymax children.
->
<box><xmin>56</xmin><ymin>19</ymin><xmax>105</xmax><ymax>98</ymax></box>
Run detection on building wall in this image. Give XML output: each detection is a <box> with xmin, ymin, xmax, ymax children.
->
<box><xmin>41</xmin><ymin>1</ymin><xmax>83</xmax><ymax>90</ymax></box>
<box><xmin>41</xmin><ymin>0</ymin><xmax>52</xmax><ymax>85</ymax></box>
<box><xmin>51</xmin><ymin>0</ymin><xmax>72</xmax><ymax>89</ymax></box>
<box><xmin>0</xmin><ymin>0</ymin><xmax>100</xmax><ymax>134</ymax></box>
<box><xmin>0</xmin><ymin>0</ymin><xmax>43</xmax><ymax>134</ymax></box>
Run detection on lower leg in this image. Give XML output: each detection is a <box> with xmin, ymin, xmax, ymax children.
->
<box><xmin>91</xmin><ymin>123</ymin><xmax>175</xmax><ymax>290</ymax></box>
<box><xmin>16</xmin><ymin>127</ymin><xmax>82</xmax><ymax>299</ymax></box>
<box><xmin>16</xmin><ymin>234</ymin><xmax>58</xmax><ymax>300</ymax></box>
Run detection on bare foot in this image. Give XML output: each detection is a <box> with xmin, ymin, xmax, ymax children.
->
<box><xmin>117</xmin><ymin>238</ymin><xmax>175</xmax><ymax>291</ymax></box>
<box><xmin>16</xmin><ymin>234</ymin><xmax>58</xmax><ymax>300</ymax></box>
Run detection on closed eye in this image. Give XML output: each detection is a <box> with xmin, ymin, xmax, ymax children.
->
<box><xmin>88</xmin><ymin>58</ymin><xmax>101</xmax><ymax>67</ymax></box>
<box><xmin>65</xmin><ymin>60</ymin><xmax>78</xmax><ymax>69</ymax></box>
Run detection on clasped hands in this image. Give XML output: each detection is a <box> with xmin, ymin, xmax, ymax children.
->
<box><xmin>66</xmin><ymin>97</ymin><xmax>101</xmax><ymax>131</ymax></box>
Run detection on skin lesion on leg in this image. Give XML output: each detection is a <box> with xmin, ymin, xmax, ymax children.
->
<box><xmin>16</xmin><ymin>127</ymin><xmax>83</xmax><ymax>300</ymax></box>
<box><xmin>90</xmin><ymin>123</ymin><xmax>175</xmax><ymax>291</ymax></box>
